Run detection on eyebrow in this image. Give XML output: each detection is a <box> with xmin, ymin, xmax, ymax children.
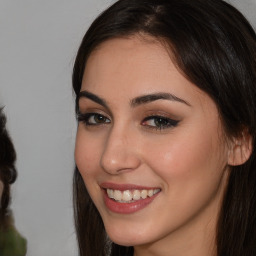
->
<box><xmin>78</xmin><ymin>90</ymin><xmax>108</xmax><ymax>108</ymax></box>
<box><xmin>78</xmin><ymin>90</ymin><xmax>191</xmax><ymax>109</ymax></box>
<box><xmin>130</xmin><ymin>92</ymin><xmax>191</xmax><ymax>107</ymax></box>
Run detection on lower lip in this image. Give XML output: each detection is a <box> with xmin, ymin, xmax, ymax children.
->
<box><xmin>103</xmin><ymin>190</ymin><xmax>160</xmax><ymax>214</ymax></box>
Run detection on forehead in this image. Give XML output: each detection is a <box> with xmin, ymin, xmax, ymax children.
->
<box><xmin>81</xmin><ymin>36</ymin><xmax>216</xmax><ymax>111</ymax></box>
<box><xmin>83</xmin><ymin>36</ymin><xmax>172</xmax><ymax>87</ymax></box>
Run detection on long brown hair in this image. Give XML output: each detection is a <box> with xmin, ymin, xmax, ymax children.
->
<box><xmin>72</xmin><ymin>0</ymin><xmax>256</xmax><ymax>255</ymax></box>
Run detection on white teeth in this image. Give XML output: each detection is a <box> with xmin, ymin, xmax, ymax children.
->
<box><xmin>122</xmin><ymin>190</ymin><xmax>132</xmax><ymax>201</ymax></box>
<box><xmin>141</xmin><ymin>190</ymin><xmax>147</xmax><ymax>199</ymax></box>
<box><xmin>148</xmin><ymin>189</ymin><xmax>153</xmax><ymax>197</ymax></box>
<box><xmin>106</xmin><ymin>188</ymin><xmax>160</xmax><ymax>202</ymax></box>
<box><xmin>107</xmin><ymin>189</ymin><xmax>114</xmax><ymax>199</ymax></box>
<box><xmin>153</xmin><ymin>189</ymin><xmax>160</xmax><ymax>195</ymax></box>
<box><xmin>113</xmin><ymin>190</ymin><xmax>122</xmax><ymax>201</ymax></box>
<box><xmin>133</xmin><ymin>190</ymin><xmax>140</xmax><ymax>200</ymax></box>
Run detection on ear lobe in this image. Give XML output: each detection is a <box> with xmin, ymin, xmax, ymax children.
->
<box><xmin>228</xmin><ymin>131</ymin><xmax>252</xmax><ymax>166</ymax></box>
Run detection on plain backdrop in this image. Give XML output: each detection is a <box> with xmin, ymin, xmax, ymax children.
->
<box><xmin>0</xmin><ymin>0</ymin><xmax>255</xmax><ymax>255</ymax></box>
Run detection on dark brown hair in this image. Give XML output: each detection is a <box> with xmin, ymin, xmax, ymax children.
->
<box><xmin>72</xmin><ymin>0</ymin><xmax>256</xmax><ymax>255</ymax></box>
<box><xmin>0</xmin><ymin>108</ymin><xmax>17</xmax><ymax>229</ymax></box>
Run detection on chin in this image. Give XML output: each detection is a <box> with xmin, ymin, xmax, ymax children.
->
<box><xmin>109</xmin><ymin>236</ymin><xmax>143</xmax><ymax>247</ymax></box>
<box><xmin>105</xmin><ymin>225</ymin><xmax>146</xmax><ymax>247</ymax></box>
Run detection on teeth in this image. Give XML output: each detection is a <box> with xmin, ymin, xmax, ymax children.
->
<box><xmin>148</xmin><ymin>189</ymin><xmax>153</xmax><ymax>197</ymax></box>
<box><xmin>107</xmin><ymin>189</ymin><xmax>114</xmax><ymax>199</ymax></box>
<box><xmin>106</xmin><ymin>188</ymin><xmax>160</xmax><ymax>203</ymax></box>
<box><xmin>133</xmin><ymin>190</ymin><xmax>140</xmax><ymax>200</ymax></box>
<box><xmin>141</xmin><ymin>190</ymin><xmax>147</xmax><ymax>199</ymax></box>
<box><xmin>122</xmin><ymin>190</ymin><xmax>132</xmax><ymax>201</ymax></box>
<box><xmin>113</xmin><ymin>190</ymin><xmax>122</xmax><ymax>201</ymax></box>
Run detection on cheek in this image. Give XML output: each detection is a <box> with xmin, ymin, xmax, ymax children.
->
<box><xmin>75</xmin><ymin>127</ymin><xmax>102</xmax><ymax>179</ymax></box>
<box><xmin>75</xmin><ymin>128</ymin><xmax>104</xmax><ymax>204</ymax></box>
<box><xmin>145</xmin><ymin>126</ymin><xmax>228</xmax><ymax>190</ymax></box>
<box><xmin>141</xmin><ymin>128</ymin><xmax>229</xmax><ymax>231</ymax></box>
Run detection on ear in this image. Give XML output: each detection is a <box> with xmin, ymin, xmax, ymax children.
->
<box><xmin>228</xmin><ymin>130</ymin><xmax>252</xmax><ymax>166</ymax></box>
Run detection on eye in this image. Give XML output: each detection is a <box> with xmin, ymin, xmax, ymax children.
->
<box><xmin>77</xmin><ymin>113</ymin><xmax>111</xmax><ymax>125</ymax></box>
<box><xmin>142</xmin><ymin>115</ymin><xmax>179</xmax><ymax>130</ymax></box>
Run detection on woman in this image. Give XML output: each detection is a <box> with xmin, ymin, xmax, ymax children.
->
<box><xmin>0</xmin><ymin>108</ymin><xmax>27</xmax><ymax>256</ymax></box>
<box><xmin>73</xmin><ymin>0</ymin><xmax>256</xmax><ymax>255</ymax></box>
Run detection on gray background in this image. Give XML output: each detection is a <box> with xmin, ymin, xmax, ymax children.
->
<box><xmin>0</xmin><ymin>1</ymin><xmax>255</xmax><ymax>255</ymax></box>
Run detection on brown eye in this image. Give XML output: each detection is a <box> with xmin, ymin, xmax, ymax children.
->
<box><xmin>91</xmin><ymin>114</ymin><xmax>108</xmax><ymax>124</ymax></box>
<box><xmin>142</xmin><ymin>116</ymin><xmax>179</xmax><ymax>130</ymax></box>
<box><xmin>78</xmin><ymin>113</ymin><xmax>111</xmax><ymax>125</ymax></box>
<box><xmin>154</xmin><ymin>117</ymin><xmax>170</xmax><ymax>127</ymax></box>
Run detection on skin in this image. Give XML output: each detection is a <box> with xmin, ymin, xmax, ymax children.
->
<box><xmin>75</xmin><ymin>36</ymin><xmax>233</xmax><ymax>256</ymax></box>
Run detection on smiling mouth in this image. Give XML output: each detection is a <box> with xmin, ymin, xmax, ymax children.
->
<box><xmin>106</xmin><ymin>188</ymin><xmax>161</xmax><ymax>203</ymax></box>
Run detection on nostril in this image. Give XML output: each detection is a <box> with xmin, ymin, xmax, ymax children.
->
<box><xmin>100</xmin><ymin>150</ymin><xmax>141</xmax><ymax>174</ymax></box>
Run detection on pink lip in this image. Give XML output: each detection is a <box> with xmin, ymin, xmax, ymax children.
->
<box><xmin>101</xmin><ymin>182</ymin><xmax>161</xmax><ymax>214</ymax></box>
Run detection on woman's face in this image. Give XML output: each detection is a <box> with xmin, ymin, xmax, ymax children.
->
<box><xmin>75</xmin><ymin>37</ymin><xmax>231</xmax><ymax>252</ymax></box>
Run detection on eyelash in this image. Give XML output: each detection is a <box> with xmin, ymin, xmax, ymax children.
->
<box><xmin>77</xmin><ymin>113</ymin><xmax>179</xmax><ymax>130</ymax></box>
<box><xmin>77</xmin><ymin>113</ymin><xmax>111</xmax><ymax>126</ymax></box>
<box><xmin>142</xmin><ymin>115</ymin><xmax>179</xmax><ymax>130</ymax></box>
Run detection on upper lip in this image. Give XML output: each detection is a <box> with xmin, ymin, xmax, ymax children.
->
<box><xmin>100</xmin><ymin>182</ymin><xmax>160</xmax><ymax>191</ymax></box>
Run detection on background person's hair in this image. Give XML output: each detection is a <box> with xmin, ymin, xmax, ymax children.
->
<box><xmin>72</xmin><ymin>0</ymin><xmax>256</xmax><ymax>255</ymax></box>
<box><xmin>0</xmin><ymin>108</ymin><xmax>17</xmax><ymax>228</ymax></box>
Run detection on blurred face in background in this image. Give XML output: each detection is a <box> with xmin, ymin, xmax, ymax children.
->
<box><xmin>0</xmin><ymin>180</ymin><xmax>3</xmax><ymax>200</ymax></box>
<box><xmin>75</xmin><ymin>36</ymin><xmax>231</xmax><ymax>254</ymax></box>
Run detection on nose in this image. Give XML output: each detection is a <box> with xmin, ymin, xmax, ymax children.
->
<box><xmin>100</xmin><ymin>126</ymin><xmax>141</xmax><ymax>175</ymax></box>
